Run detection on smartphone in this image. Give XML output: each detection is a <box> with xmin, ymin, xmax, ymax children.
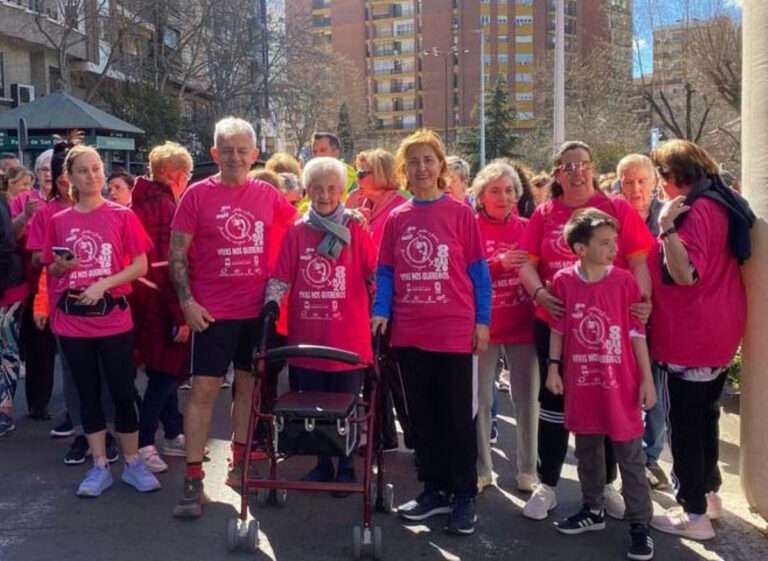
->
<box><xmin>52</xmin><ymin>246</ymin><xmax>75</xmax><ymax>260</ymax></box>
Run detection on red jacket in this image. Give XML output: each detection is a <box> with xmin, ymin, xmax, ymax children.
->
<box><xmin>129</xmin><ymin>177</ymin><xmax>189</xmax><ymax>377</ymax></box>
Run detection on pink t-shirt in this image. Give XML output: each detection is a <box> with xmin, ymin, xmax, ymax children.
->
<box><xmin>649</xmin><ymin>197</ymin><xmax>745</xmax><ymax>366</ymax></box>
<box><xmin>171</xmin><ymin>176</ymin><xmax>297</xmax><ymax>320</ymax></box>
<box><xmin>378</xmin><ymin>195</ymin><xmax>484</xmax><ymax>353</ymax></box>
<box><xmin>10</xmin><ymin>189</ymin><xmax>45</xmax><ymax>219</ymax></box>
<box><xmin>519</xmin><ymin>193</ymin><xmax>653</xmax><ymax>320</ymax></box>
<box><xmin>41</xmin><ymin>201</ymin><xmax>152</xmax><ymax>338</ymax></box>
<box><xmin>367</xmin><ymin>192</ymin><xmax>408</xmax><ymax>251</ymax></box>
<box><xmin>477</xmin><ymin>212</ymin><xmax>534</xmax><ymax>344</ymax></box>
<box><xmin>550</xmin><ymin>266</ymin><xmax>645</xmax><ymax>442</ymax></box>
<box><xmin>273</xmin><ymin>219</ymin><xmax>376</xmax><ymax>371</ymax></box>
<box><xmin>26</xmin><ymin>198</ymin><xmax>70</xmax><ymax>252</ymax></box>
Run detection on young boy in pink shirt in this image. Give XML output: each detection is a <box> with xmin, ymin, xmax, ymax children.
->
<box><xmin>545</xmin><ymin>208</ymin><xmax>657</xmax><ymax>561</ymax></box>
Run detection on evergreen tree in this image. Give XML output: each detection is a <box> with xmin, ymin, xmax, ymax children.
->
<box><xmin>337</xmin><ymin>103</ymin><xmax>354</xmax><ymax>162</ymax></box>
<box><xmin>460</xmin><ymin>78</ymin><xmax>519</xmax><ymax>174</ymax></box>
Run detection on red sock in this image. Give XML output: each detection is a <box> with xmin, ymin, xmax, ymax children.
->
<box><xmin>186</xmin><ymin>462</ymin><xmax>205</xmax><ymax>480</ymax></box>
<box><xmin>231</xmin><ymin>441</ymin><xmax>246</xmax><ymax>465</ymax></box>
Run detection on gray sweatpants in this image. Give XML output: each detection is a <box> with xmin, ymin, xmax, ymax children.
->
<box><xmin>476</xmin><ymin>343</ymin><xmax>538</xmax><ymax>482</ymax></box>
<box><xmin>575</xmin><ymin>434</ymin><xmax>652</xmax><ymax>524</ymax></box>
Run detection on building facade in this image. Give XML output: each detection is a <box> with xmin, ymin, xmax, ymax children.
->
<box><xmin>287</xmin><ymin>0</ymin><xmax>633</xmax><ymax>140</ymax></box>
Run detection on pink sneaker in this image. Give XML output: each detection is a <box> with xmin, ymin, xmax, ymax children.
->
<box><xmin>651</xmin><ymin>509</ymin><xmax>715</xmax><ymax>541</ymax></box>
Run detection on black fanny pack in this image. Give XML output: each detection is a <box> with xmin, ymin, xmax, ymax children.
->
<box><xmin>57</xmin><ymin>289</ymin><xmax>128</xmax><ymax>317</ymax></box>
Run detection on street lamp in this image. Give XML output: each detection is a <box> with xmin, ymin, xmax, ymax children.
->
<box><xmin>421</xmin><ymin>45</ymin><xmax>469</xmax><ymax>142</ymax></box>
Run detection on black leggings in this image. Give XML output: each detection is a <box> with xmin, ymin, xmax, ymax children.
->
<box><xmin>534</xmin><ymin>319</ymin><xmax>617</xmax><ymax>487</ymax></box>
<box><xmin>58</xmin><ymin>331</ymin><xmax>139</xmax><ymax>434</ymax></box>
<box><xmin>20</xmin><ymin>294</ymin><xmax>57</xmax><ymax>413</ymax></box>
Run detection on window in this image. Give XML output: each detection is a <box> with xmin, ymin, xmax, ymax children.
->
<box><xmin>498</xmin><ymin>34</ymin><xmax>508</xmax><ymax>43</ymax></box>
<box><xmin>480</xmin><ymin>15</ymin><xmax>490</xmax><ymax>25</ymax></box>
<box><xmin>483</xmin><ymin>54</ymin><xmax>492</xmax><ymax>64</ymax></box>
<box><xmin>516</xmin><ymin>92</ymin><xmax>533</xmax><ymax>101</ymax></box>
<box><xmin>515</xmin><ymin>73</ymin><xmax>532</xmax><ymax>82</ymax></box>
<box><xmin>516</xmin><ymin>34</ymin><xmax>533</xmax><ymax>43</ymax></box>
<box><xmin>517</xmin><ymin>111</ymin><xmax>534</xmax><ymax>120</ymax></box>
<box><xmin>516</xmin><ymin>53</ymin><xmax>533</xmax><ymax>65</ymax></box>
<box><xmin>515</xmin><ymin>16</ymin><xmax>533</xmax><ymax>25</ymax></box>
<box><xmin>498</xmin><ymin>54</ymin><xmax>509</xmax><ymax>64</ymax></box>
<box><xmin>498</xmin><ymin>15</ymin><xmax>508</xmax><ymax>24</ymax></box>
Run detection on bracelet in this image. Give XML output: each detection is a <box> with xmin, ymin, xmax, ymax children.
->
<box><xmin>547</xmin><ymin>358</ymin><xmax>562</xmax><ymax>367</ymax></box>
<box><xmin>532</xmin><ymin>285</ymin><xmax>546</xmax><ymax>301</ymax></box>
<box><xmin>660</xmin><ymin>226</ymin><xmax>677</xmax><ymax>240</ymax></box>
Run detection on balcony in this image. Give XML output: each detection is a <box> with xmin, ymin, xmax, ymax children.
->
<box><xmin>311</xmin><ymin>0</ymin><xmax>330</xmax><ymax>8</ymax></box>
<box><xmin>371</xmin><ymin>66</ymin><xmax>416</xmax><ymax>77</ymax></box>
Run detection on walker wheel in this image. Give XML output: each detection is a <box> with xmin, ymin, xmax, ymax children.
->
<box><xmin>246</xmin><ymin>519</ymin><xmax>259</xmax><ymax>552</ymax></box>
<box><xmin>382</xmin><ymin>483</ymin><xmax>395</xmax><ymax>514</ymax></box>
<box><xmin>373</xmin><ymin>526</ymin><xmax>383</xmax><ymax>560</ymax></box>
<box><xmin>352</xmin><ymin>525</ymin><xmax>362</xmax><ymax>560</ymax></box>
<box><xmin>255</xmin><ymin>487</ymin><xmax>270</xmax><ymax>507</ymax></box>
<box><xmin>226</xmin><ymin>518</ymin><xmax>240</xmax><ymax>552</ymax></box>
<box><xmin>273</xmin><ymin>488</ymin><xmax>288</xmax><ymax>507</ymax></box>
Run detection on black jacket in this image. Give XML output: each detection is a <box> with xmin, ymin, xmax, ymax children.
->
<box><xmin>678</xmin><ymin>174</ymin><xmax>755</xmax><ymax>264</ymax></box>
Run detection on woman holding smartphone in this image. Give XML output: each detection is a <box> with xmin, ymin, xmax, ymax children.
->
<box><xmin>42</xmin><ymin>145</ymin><xmax>158</xmax><ymax>497</ymax></box>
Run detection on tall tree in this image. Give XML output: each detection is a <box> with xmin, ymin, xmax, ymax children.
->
<box><xmin>337</xmin><ymin>103</ymin><xmax>354</xmax><ymax>163</ymax></box>
<box><xmin>460</xmin><ymin>78</ymin><xmax>518</xmax><ymax>173</ymax></box>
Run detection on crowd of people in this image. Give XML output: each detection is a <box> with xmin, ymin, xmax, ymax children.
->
<box><xmin>0</xmin><ymin>117</ymin><xmax>752</xmax><ymax>560</ymax></box>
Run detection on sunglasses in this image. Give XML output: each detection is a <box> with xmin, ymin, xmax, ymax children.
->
<box><xmin>561</xmin><ymin>161</ymin><xmax>592</xmax><ymax>173</ymax></box>
<box><xmin>356</xmin><ymin>170</ymin><xmax>372</xmax><ymax>180</ymax></box>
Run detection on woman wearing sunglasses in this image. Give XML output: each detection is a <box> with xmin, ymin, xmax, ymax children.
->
<box><xmin>517</xmin><ymin>141</ymin><xmax>654</xmax><ymax>521</ymax></box>
<box><xmin>354</xmin><ymin>149</ymin><xmax>407</xmax><ymax>249</ymax></box>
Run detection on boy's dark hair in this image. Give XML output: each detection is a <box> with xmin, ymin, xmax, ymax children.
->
<box><xmin>312</xmin><ymin>131</ymin><xmax>341</xmax><ymax>151</ymax></box>
<box><xmin>0</xmin><ymin>152</ymin><xmax>19</xmax><ymax>161</ymax></box>
<box><xmin>107</xmin><ymin>170</ymin><xmax>135</xmax><ymax>188</ymax></box>
<box><xmin>564</xmin><ymin>207</ymin><xmax>618</xmax><ymax>252</ymax></box>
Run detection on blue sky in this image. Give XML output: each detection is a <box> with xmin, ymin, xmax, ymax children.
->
<box><xmin>632</xmin><ymin>0</ymin><xmax>742</xmax><ymax>77</ymax></box>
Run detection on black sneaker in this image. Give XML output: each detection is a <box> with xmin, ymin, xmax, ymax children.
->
<box><xmin>554</xmin><ymin>505</ymin><xmax>606</xmax><ymax>535</ymax></box>
<box><xmin>106</xmin><ymin>433</ymin><xmax>119</xmax><ymax>464</ymax></box>
<box><xmin>64</xmin><ymin>435</ymin><xmax>90</xmax><ymax>465</ymax></box>
<box><xmin>444</xmin><ymin>496</ymin><xmax>477</xmax><ymax>536</ymax></box>
<box><xmin>173</xmin><ymin>478</ymin><xmax>206</xmax><ymax>519</ymax></box>
<box><xmin>628</xmin><ymin>524</ymin><xmax>654</xmax><ymax>560</ymax></box>
<box><xmin>398</xmin><ymin>488</ymin><xmax>452</xmax><ymax>521</ymax></box>
<box><xmin>50</xmin><ymin>415</ymin><xmax>74</xmax><ymax>438</ymax></box>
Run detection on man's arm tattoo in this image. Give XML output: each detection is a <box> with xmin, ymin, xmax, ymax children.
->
<box><xmin>169</xmin><ymin>230</ymin><xmax>193</xmax><ymax>304</ymax></box>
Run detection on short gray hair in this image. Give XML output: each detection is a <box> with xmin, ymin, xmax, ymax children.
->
<box><xmin>279</xmin><ymin>172</ymin><xmax>302</xmax><ymax>194</ymax></box>
<box><xmin>34</xmin><ymin>149</ymin><xmax>53</xmax><ymax>175</ymax></box>
<box><xmin>616</xmin><ymin>153</ymin><xmax>655</xmax><ymax>179</ymax></box>
<box><xmin>214</xmin><ymin>116</ymin><xmax>257</xmax><ymax>147</ymax></box>
<box><xmin>303</xmin><ymin>156</ymin><xmax>346</xmax><ymax>189</ymax></box>
<box><xmin>446</xmin><ymin>156</ymin><xmax>471</xmax><ymax>183</ymax></box>
<box><xmin>471</xmin><ymin>161</ymin><xmax>522</xmax><ymax>208</ymax></box>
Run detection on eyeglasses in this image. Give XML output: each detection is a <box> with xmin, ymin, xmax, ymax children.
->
<box><xmin>561</xmin><ymin>161</ymin><xmax>592</xmax><ymax>173</ymax></box>
<box><xmin>356</xmin><ymin>170</ymin><xmax>372</xmax><ymax>180</ymax></box>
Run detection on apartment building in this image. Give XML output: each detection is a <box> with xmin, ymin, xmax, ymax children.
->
<box><xmin>288</xmin><ymin>0</ymin><xmax>633</xmax><ymax>139</ymax></box>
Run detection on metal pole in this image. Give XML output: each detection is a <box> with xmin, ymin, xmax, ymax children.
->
<box><xmin>553</xmin><ymin>0</ymin><xmax>566</xmax><ymax>151</ymax></box>
<box><xmin>479</xmin><ymin>28</ymin><xmax>486</xmax><ymax>168</ymax></box>
<box><xmin>444</xmin><ymin>54</ymin><xmax>449</xmax><ymax>142</ymax></box>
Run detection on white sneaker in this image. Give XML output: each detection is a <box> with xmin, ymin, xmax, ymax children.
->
<box><xmin>651</xmin><ymin>509</ymin><xmax>715</xmax><ymax>540</ymax></box>
<box><xmin>138</xmin><ymin>445</ymin><xmax>168</xmax><ymax>473</ymax></box>
<box><xmin>516</xmin><ymin>472</ymin><xmax>539</xmax><ymax>493</ymax></box>
<box><xmin>522</xmin><ymin>484</ymin><xmax>557</xmax><ymax>520</ymax></box>
<box><xmin>604</xmin><ymin>483</ymin><xmax>626</xmax><ymax>520</ymax></box>
<box><xmin>706</xmin><ymin>492</ymin><xmax>723</xmax><ymax>520</ymax></box>
<box><xmin>161</xmin><ymin>435</ymin><xmax>187</xmax><ymax>457</ymax></box>
<box><xmin>477</xmin><ymin>474</ymin><xmax>495</xmax><ymax>494</ymax></box>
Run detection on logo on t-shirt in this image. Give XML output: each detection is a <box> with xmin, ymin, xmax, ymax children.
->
<box><xmin>547</xmin><ymin>224</ymin><xmax>574</xmax><ymax>259</ymax></box>
<box><xmin>298</xmin><ymin>249</ymin><xmax>347</xmax><ymax>320</ymax></box>
<box><xmin>65</xmin><ymin>228</ymin><xmax>113</xmax><ymax>282</ymax></box>
<box><xmin>218</xmin><ymin>207</ymin><xmax>263</xmax><ymax>247</ymax></box>
<box><xmin>303</xmin><ymin>255</ymin><xmax>334</xmax><ymax>287</ymax></box>
<box><xmin>398</xmin><ymin>226</ymin><xmax>450</xmax><ymax>304</ymax></box>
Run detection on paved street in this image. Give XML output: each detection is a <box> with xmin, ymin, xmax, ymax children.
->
<box><xmin>1</xmin><ymin>370</ymin><xmax>766</xmax><ymax>561</ymax></box>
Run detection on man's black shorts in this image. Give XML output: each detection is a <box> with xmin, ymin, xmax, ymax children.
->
<box><xmin>190</xmin><ymin>318</ymin><xmax>260</xmax><ymax>376</ymax></box>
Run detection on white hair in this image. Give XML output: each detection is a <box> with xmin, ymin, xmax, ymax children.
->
<box><xmin>214</xmin><ymin>116</ymin><xmax>257</xmax><ymax>147</ymax></box>
<box><xmin>34</xmin><ymin>149</ymin><xmax>53</xmax><ymax>175</ymax></box>
<box><xmin>447</xmin><ymin>155</ymin><xmax>471</xmax><ymax>183</ymax></box>
<box><xmin>303</xmin><ymin>157</ymin><xmax>346</xmax><ymax>189</ymax></box>
<box><xmin>616</xmin><ymin>153</ymin><xmax>655</xmax><ymax>179</ymax></box>
<box><xmin>471</xmin><ymin>161</ymin><xmax>523</xmax><ymax>206</ymax></box>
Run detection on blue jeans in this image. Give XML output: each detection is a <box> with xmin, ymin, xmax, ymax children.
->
<box><xmin>643</xmin><ymin>363</ymin><xmax>667</xmax><ymax>463</ymax></box>
<box><xmin>138</xmin><ymin>368</ymin><xmax>183</xmax><ymax>448</ymax></box>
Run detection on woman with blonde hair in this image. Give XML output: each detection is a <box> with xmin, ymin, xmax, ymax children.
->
<box><xmin>131</xmin><ymin>141</ymin><xmax>195</xmax><ymax>473</ymax></box>
<box><xmin>42</xmin><ymin>145</ymin><xmax>158</xmax><ymax>497</ymax></box>
<box><xmin>354</xmin><ymin>148</ymin><xmax>407</xmax><ymax>248</ymax></box>
<box><xmin>372</xmin><ymin>129</ymin><xmax>491</xmax><ymax>536</ymax></box>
